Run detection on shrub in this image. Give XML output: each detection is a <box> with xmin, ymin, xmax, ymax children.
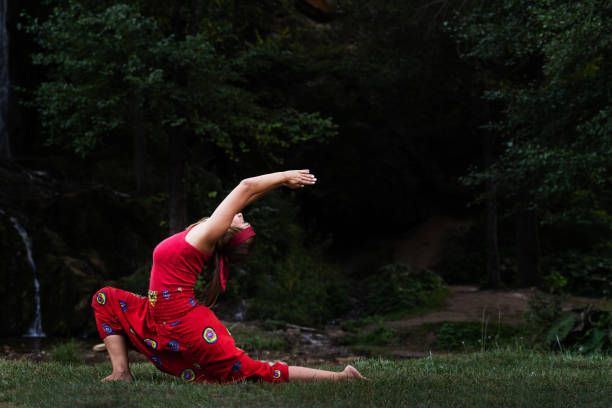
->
<box><xmin>49</xmin><ymin>339</ymin><xmax>83</xmax><ymax>364</ymax></box>
<box><xmin>192</xmin><ymin>194</ymin><xmax>350</xmax><ymax>326</ymax></box>
<box><xmin>545</xmin><ymin>306</ymin><xmax>612</xmax><ymax>354</ymax></box>
<box><xmin>542</xmin><ymin>251</ymin><xmax>612</xmax><ymax>298</ymax></box>
<box><xmin>432</xmin><ymin>321</ymin><xmax>522</xmax><ymax>351</ymax></box>
<box><xmin>365</xmin><ymin>264</ymin><xmax>446</xmax><ymax>316</ymax></box>
<box><xmin>247</xmin><ymin>246</ymin><xmax>349</xmax><ymax>326</ymax></box>
<box><xmin>337</xmin><ymin>325</ymin><xmax>398</xmax><ymax>347</ymax></box>
<box><xmin>230</xmin><ymin>326</ymin><xmax>288</xmax><ymax>352</ymax></box>
<box><xmin>525</xmin><ymin>291</ymin><xmax>564</xmax><ymax>334</ymax></box>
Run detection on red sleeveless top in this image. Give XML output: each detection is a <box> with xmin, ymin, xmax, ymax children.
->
<box><xmin>148</xmin><ymin>229</ymin><xmax>211</xmax><ymax>320</ymax></box>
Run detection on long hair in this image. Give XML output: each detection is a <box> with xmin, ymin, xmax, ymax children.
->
<box><xmin>187</xmin><ymin>218</ymin><xmax>255</xmax><ymax>307</ymax></box>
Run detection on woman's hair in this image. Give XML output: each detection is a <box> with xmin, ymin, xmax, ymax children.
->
<box><xmin>187</xmin><ymin>217</ymin><xmax>255</xmax><ymax>307</ymax></box>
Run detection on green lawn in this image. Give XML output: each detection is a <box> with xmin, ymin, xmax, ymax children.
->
<box><xmin>1</xmin><ymin>349</ymin><xmax>610</xmax><ymax>408</ymax></box>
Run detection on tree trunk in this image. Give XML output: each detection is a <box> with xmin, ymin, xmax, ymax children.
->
<box><xmin>515</xmin><ymin>207</ymin><xmax>541</xmax><ymax>287</ymax></box>
<box><xmin>165</xmin><ymin>3</ymin><xmax>203</xmax><ymax>234</ymax></box>
<box><xmin>167</xmin><ymin>132</ymin><xmax>187</xmax><ymax>234</ymax></box>
<box><xmin>483</xmin><ymin>133</ymin><xmax>501</xmax><ymax>288</ymax></box>
<box><xmin>131</xmin><ymin>99</ymin><xmax>146</xmax><ymax>195</ymax></box>
<box><xmin>0</xmin><ymin>0</ymin><xmax>11</xmax><ymax>161</ymax></box>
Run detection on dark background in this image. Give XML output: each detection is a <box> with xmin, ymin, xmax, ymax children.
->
<box><xmin>1</xmin><ymin>0</ymin><xmax>610</xmax><ymax>337</ymax></box>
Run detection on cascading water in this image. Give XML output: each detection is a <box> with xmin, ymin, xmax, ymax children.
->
<box><xmin>9</xmin><ymin>216</ymin><xmax>46</xmax><ymax>337</ymax></box>
<box><xmin>0</xmin><ymin>0</ymin><xmax>10</xmax><ymax>160</ymax></box>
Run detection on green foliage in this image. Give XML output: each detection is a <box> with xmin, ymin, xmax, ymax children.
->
<box><xmin>340</xmin><ymin>316</ymin><xmax>384</xmax><ymax>333</ymax></box>
<box><xmin>451</xmin><ymin>0</ymin><xmax>612</xmax><ymax>209</ymax></box>
<box><xmin>49</xmin><ymin>339</ymin><xmax>84</xmax><ymax>364</ymax></box>
<box><xmin>431</xmin><ymin>321</ymin><xmax>523</xmax><ymax>351</ymax></box>
<box><xmin>247</xmin><ymin>245</ymin><xmax>349</xmax><ymax>326</ymax></box>
<box><xmin>21</xmin><ymin>1</ymin><xmax>336</xmax><ymax>162</ymax></box>
<box><xmin>545</xmin><ymin>307</ymin><xmax>612</xmax><ymax>354</ymax></box>
<box><xmin>450</xmin><ymin>0</ymin><xmax>612</xmax><ymax>291</ymax></box>
<box><xmin>433</xmin><ymin>321</ymin><xmax>481</xmax><ymax>350</ymax></box>
<box><xmin>526</xmin><ymin>291</ymin><xmax>564</xmax><ymax>333</ymax></box>
<box><xmin>542</xmin><ymin>251</ymin><xmax>612</xmax><ymax>298</ymax></box>
<box><xmin>336</xmin><ymin>323</ymin><xmax>399</xmax><ymax>351</ymax></box>
<box><xmin>185</xmin><ymin>193</ymin><xmax>347</xmax><ymax>327</ymax></box>
<box><xmin>229</xmin><ymin>325</ymin><xmax>288</xmax><ymax>352</ymax></box>
<box><xmin>364</xmin><ymin>264</ymin><xmax>447</xmax><ymax>316</ymax></box>
<box><xmin>337</xmin><ymin>325</ymin><xmax>398</xmax><ymax>347</ymax></box>
<box><xmin>115</xmin><ymin>266</ymin><xmax>150</xmax><ymax>296</ymax></box>
<box><xmin>189</xmin><ymin>191</ymin><xmax>350</xmax><ymax>326</ymax></box>
<box><xmin>545</xmin><ymin>314</ymin><xmax>576</xmax><ymax>348</ymax></box>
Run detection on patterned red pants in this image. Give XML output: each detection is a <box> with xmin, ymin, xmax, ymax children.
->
<box><xmin>91</xmin><ymin>287</ymin><xmax>288</xmax><ymax>384</ymax></box>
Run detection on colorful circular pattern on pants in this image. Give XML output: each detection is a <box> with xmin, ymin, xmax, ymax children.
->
<box><xmin>144</xmin><ymin>338</ymin><xmax>158</xmax><ymax>349</ymax></box>
<box><xmin>102</xmin><ymin>323</ymin><xmax>114</xmax><ymax>335</ymax></box>
<box><xmin>96</xmin><ymin>292</ymin><xmax>107</xmax><ymax>305</ymax></box>
<box><xmin>162</xmin><ymin>290</ymin><xmax>170</xmax><ymax>300</ymax></box>
<box><xmin>119</xmin><ymin>300</ymin><xmax>127</xmax><ymax>312</ymax></box>
<box><xmin>273</xmin><ymin>369</ymin><xmax>282</xmax><ymax>379</ymax></box>
<box><xmin>180</xmin><ymin>368</ymin><xmax>195</xmax><ymax>382</ymax></box>
<box><xmin>202</xmin><ymin>327</ymin><xmax>217</xmax><ymax>344</ymax></box>
<box><xmin>188</xmin><ymin>298</ymin><xmax>197</xmax><ymax>307</ymax></box>
<box><xmin>151</xmin><ymin>356</ymin><xmax>162</xmax><ymax>365</ymax></box>
<box><xmin>167</xmin><ymin>340</ymin><xmax>179</xmax><ymax>351</ymax></box>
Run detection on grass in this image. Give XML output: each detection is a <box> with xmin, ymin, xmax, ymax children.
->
<box><xmin>338</xmin><ymin>318</ymin><xmax>530</xmax><ymax>356</ymax></box>
<box><xmin>49</xmin><ymin>339</ymin><xmax>86</xmax><ymax>364</ymax></box>
<box><xmin>229</xmin><ymin>325</ymin><xmax>289</xmax><ymax>352</ymax></box>
<box><xmin>1</xmin><ymin>349</ymin><xmax>611</xmax><ymax>407</ymax></box>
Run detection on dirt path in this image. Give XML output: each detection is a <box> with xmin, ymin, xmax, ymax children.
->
<box><xmin>386</xmin><ymin>285</ymin><xmax>609</xmax><ymax>330</ymax></box>
<box><xmin>386</xmin><ymin>285</ymin><xmax>531</xmax><ymax>329</ymax></box>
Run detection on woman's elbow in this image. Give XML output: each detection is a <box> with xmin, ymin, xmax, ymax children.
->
<box><xmin>238</xmin><ymin>178</ymin><xmax>255</xmax><ymax>193</ymax></box>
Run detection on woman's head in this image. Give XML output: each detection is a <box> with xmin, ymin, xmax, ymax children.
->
<box><xmin>190</xmin><ymin>214</ymin><xmax>255</xmax><ymax>307</ymax></box>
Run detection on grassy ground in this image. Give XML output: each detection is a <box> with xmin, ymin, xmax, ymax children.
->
<box><xmin>1</xmin><ymin>349</ymin><xmax>610</xmax><ymax>408</ymax></box>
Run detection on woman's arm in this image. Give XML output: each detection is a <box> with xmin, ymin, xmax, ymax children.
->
<box><xmin>186</xmin><ymin>170</ymin><xmax>316</xmax><ymax>253</ymax></box>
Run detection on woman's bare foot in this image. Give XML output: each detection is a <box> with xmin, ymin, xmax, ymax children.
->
<box><xmin>101</xmin><ymin>371</ymin><xmax>134</xmax><ymax>382</ymax></box>
<box><xmin>340</xmin><ymin>365</ymin><xmax>366</xmax><ymax>380</ymax></box>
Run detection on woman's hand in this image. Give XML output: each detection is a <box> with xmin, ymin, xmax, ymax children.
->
<box><xmin>283</xmin><ymin>170</ymin><xmax>317</xmax><ymax>189</ymax></box>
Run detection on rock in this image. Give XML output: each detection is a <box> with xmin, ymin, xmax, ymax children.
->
<box><xmin>92</xmin><ymin>343</ymin><xmax>106</xmax><ymax>352</ymax></box>
<box><xmin>0</xmin><ymin>212</ymin><xmax>35</xmax><ymax>336</ymax></box>
<box><xmin>0</xmin><ymin>162</ymin><xmax>162</xmax><ymax>337</ymax></box>
<box><xmin>38</xmin><ymin>254</ymin><xmax>100</xmax><ymax>336</ymax></box>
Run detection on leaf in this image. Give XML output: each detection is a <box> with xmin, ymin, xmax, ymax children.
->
<box><xmin>545</xmin><ymin>313</ymin><xmax>576</xmax><ymax>345</ymax></box>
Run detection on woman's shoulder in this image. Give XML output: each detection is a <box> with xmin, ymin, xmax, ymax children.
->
<box><xmin>154</xmin><ymin>230</ymin><xmax>211</xmax><ymax>263</ymax></box>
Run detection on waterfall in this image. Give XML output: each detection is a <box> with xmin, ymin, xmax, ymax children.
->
<box><xmin>9</xmin><ymin>216</ymin><xmax>46</xmax><ymax>338</ymax></box>
<box><xmin>0</xmin><ymin>0</ymin><xmax>11</xmax><ymax>160</ymax></box>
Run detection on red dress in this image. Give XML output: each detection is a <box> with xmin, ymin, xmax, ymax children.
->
<box><xmin>91</xmin><ymin>229</ymin><xmax>289</xmax><ymax>384</ymax></box>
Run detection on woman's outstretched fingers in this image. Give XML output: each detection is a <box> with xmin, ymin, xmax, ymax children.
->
<box><xmin>284</xmin><ymin>169</ymin><xmax>317</xmax><ymax>189</ymax></box>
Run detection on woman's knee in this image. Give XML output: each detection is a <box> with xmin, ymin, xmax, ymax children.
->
<box><xmin>92</xmin><ymin>287</ymin><xmax>114</xmax><ymax>309</ymax></box>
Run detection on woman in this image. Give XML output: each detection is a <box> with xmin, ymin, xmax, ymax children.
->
<box><xmin>92</xmin><ymin>170</ymin><xmax>364</xmax><ymax>384</ymax></box>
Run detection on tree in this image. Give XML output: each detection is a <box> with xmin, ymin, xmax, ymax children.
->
<box><xmin>23</xmin><ymin>0</ymin><xmax>337</xmax><ymax>232</ymax></box>
<box><xmin>451</xmin><ymin>0</ymin><xmax>612</xmax><ymax>291</ymax></box>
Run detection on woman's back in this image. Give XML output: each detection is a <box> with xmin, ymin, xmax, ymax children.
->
<box><xmin>149</xmin><ymin>229</ymin><xmax>210</xmax><ymax>293</ymax></box>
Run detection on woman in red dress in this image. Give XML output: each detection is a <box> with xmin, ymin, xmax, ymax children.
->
<box><xmin>92</xmin><ymin>170</ymin><xmax>364</xmax><ymax>383</ymax></box>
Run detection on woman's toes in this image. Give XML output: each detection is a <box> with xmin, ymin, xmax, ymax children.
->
<box><xmin>344</xmin><ymin>365</ymin><xmax>366</xmax><ymax>380</ymax></box>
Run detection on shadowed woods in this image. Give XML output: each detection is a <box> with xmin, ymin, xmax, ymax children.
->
<box><xmin>0</xmin><ymin>0</ymin><xmax>611</xmax><ymax>380</ymax></box>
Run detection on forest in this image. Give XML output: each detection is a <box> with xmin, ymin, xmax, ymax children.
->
<box><xmin>1</xmin><ymin>0</ymin><xmax>610</xmax><ymax>361</ymax></box>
